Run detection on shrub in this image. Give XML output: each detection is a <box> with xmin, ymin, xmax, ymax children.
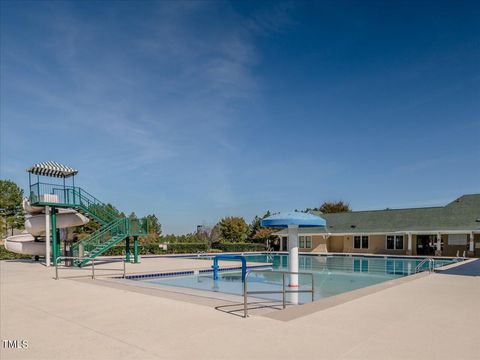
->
<box><xmin>0</xmin><ymin>246</ymin><xmax>31</xmax><ymax>260</ymax></box>
<box><xmin>102</xmin><ymin>242</ymin><xmax>209</xmax><ymax>256</ymax></box>
<box><xmin>216</xmin><ymin>242</ymin><xmax>266</xmax><ymax>252</ymax></box>
<box><xmin>95</xmin><ymin>241</ymin><xmax>265</xmax><ymax>257</ymax></box>
<box><xmin>167</xmin><ymin>243</ymin><xmax>209</xmax><ymax>254</ymax></box>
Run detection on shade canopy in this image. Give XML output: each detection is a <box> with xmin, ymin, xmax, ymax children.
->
<box><xmin>261</xmin><ymin>211</ymin><xmax>326</xmax><ymax>228</ymax></box>
<box><xmin>27</xmin><ymin>161</ymin><xmax>78</xmax><ymax>178</ymax></box>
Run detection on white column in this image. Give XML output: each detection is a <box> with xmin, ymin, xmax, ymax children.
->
<box><xmin>45</xmin><ymin>206</ymin><xmax>51</xmax><ymax>267</ymax></box>
<box><xmin>436</xmin><ymin>233</ymin><xmax>442</xmax><ymax>251</ymax></box>
<box><xmin>407</xmin><ymin>233</ymin><xmax>412</xmax><ymax>252</ymax></box>
<box><xmin>288</xmin><ymin>225</ymin><xmax>299</xmax><ymax>287</ymax></box>
<box><xmin>469</xmin><ymin>233</ymin><xmax>474</xmax><ymax>252</ymax></box>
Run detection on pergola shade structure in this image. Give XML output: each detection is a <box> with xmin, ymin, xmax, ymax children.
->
<box><xmin>27</xmin><ymin>161</ymin><xmax>78</xmax><ymax>178</ymax></box>
<box><xmin>26</xmin><ymin>161</ymin><xmax>79</xmax><ymax>267</ymax></box>
<box><xmin>27</xmin><ymin>161</ymin><xmax>79</xmax><ymax>209</ymax></box>
<box><xmin>261</xmin><ymin>212</ymin><xmax>326</xmax><ymax>293</ymax></box>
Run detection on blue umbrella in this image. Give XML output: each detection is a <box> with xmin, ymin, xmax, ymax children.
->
<box><xmin>261</xmin><ymin>211</ymin><xmax>326</xmax><ymax>228</ymax></box>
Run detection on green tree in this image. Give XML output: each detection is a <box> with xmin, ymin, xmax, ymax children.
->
<box><xmin>319</xmin><ymin>201</ymin><xmax>351</xmax><ymax>213</ymax></box>
<box><xmin>160</xmin><ymin>233</ymin><xmax>201</xmax><ymax>243</ymax></box>
<box><xmin>0</xmin><ymin>180</ymin><xmax>24</xmax><ymax>236</ymax></box>
<box><xmin>217</xmin><ymin>216</ymin><xmax>249</xmax><ymax>243</ymax></box>
<box><xmin>251</xmin><ymin>227</ymin><xmax>277</xmax><ymax>243</ymax></box>
<box><xmin>145</xmin><ymin>214</ymin><xmax>161</xmax><ymax>235</ymax></box>
<box><xmin>249</xmin><ymin>210</ymin><xmax>272</xmax><ymax>239</ymax></box>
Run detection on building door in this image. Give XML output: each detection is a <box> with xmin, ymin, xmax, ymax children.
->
<box><xmin>281</xmin><ymin>236</ymin><xmax>288</xmax><ymax>251</ymax></box>
<box><xmin>416</xmin><ymin>235</ymin><xmax>435</xmax><ymax>255</ymax></box>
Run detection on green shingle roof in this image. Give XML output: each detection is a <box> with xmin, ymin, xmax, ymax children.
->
<box><xmin>305</xmin><ymin>194</ymin><xmax>480</xmax><ymax>234</ymax></box>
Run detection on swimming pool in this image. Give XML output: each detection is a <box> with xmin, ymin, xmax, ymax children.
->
<box><xmin>129</xmin><ymin>254</ymin><xmax>458</xmax><ymax>304</ymax></box>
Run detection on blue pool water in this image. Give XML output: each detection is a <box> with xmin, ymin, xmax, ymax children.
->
<box><xmin>131</xmin><ymin>254</ymin><xmax>458</xmax><ymax>303</ymax></box>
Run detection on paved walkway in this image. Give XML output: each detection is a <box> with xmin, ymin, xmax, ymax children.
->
<box><xmin>1</xmin><ymin>258</ymin><xmax>479</xmax><ymax>359</ymax></box>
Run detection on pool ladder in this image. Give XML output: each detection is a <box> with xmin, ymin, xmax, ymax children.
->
<box><xmin>415</xmin><ymin>257</ymin><xmax>435</xmax><ymax>273</ymax></box>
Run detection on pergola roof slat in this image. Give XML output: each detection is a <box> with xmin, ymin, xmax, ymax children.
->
<box><xmin>27</xmin><ymin>161</ymin><xmax>78</xmax><ymax>178</ymax></box>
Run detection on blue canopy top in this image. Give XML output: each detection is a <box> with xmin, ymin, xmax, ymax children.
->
<box><xmin>261</xmin><ymin>212</ymin><xmax>326</xmax><ymax>228</ymax></box>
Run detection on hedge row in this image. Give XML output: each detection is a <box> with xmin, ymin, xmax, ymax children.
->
<box><xmin>102</xmin><ymin>242</ymin><xmax>266</xmax><ymax>256</ymax></box>
<box><xmin>215</xmin><ymin>242</ymin><xmax>266</xmax><ymax>252</ymax></box>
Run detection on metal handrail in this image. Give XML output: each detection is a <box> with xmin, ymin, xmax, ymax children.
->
<box><xmin>243</xmin><ymin>270</ymin><xmax>315</xmax><ymax>318</ymax></box>
<box><xmin>415</xmin><ymin>257</ymin><xmax>435</xmax><ymax>273</ymax></box>
<box><xmin>55</xmin><ymin>256</ymin><xmax>126</xmax><ymax>280</ymax></box>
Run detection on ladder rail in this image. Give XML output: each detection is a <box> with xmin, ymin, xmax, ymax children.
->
<box><xmin>415</xmin><ymin>257</ymin><xmax>435</xmax><ymax>273</ymax></box>
<box><xmin>243</xmin><ymin>269</ymin><xmax>315</xmax><ymax>318</ymax></box>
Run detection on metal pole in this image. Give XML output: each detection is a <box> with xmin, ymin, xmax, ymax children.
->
<box><xmin>55</xmin><ymin>260</ymin><xmax>59</xmax><ymax>280</ymax></box>
<box><xmin>45</xmin><ymin>206</ymin><xmax>51</xmax><ymax>267</ymax></box>
<box><xmin>92</xmin><ymin>259</ymin><xmax>95</xmax><ymax>279</ymax></box>
<box><xmin>123</xmin><ymin>259</ymin><xmax>126</xmax><ymax>279</ymax></box>
<box><xmin>282</xmin><ymin>273</ymin><xmax>286</xmax><ymax>309</ymax></box>
<box><xmin>125</xmin><ymin>237</ymin><xmax>130</xmax><ymax>262</ymax></box>
<box><xmin>133</xmin><ymin>236</ymin><xmax>139</xmax><ymax>263</ymax></box>
<box><xmin>243</xmin><ymin>277</ymin><xmax>248</xmax><ymax>318</ymax></box>
<box><xmin>51</xmin><ymin>208</ymin><xmax>58</xmax><ymax>266</ymax></box>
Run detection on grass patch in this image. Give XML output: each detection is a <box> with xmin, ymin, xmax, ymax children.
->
<box><xmin>0</xmin><ymin>245</ymin><xmax>32</xmax><ymax>260</ymax></box>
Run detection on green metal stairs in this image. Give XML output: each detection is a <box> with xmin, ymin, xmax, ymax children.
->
<box><xmin>30</xmin><ymin>182</ymin><xmax>148</xmax><ymax>267</ymax></box>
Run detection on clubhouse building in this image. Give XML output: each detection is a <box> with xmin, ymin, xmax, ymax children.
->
<box><xmin>274</xmin><ymin>194</ymin><xmax>480</xmax><ymax>257</ymax></box>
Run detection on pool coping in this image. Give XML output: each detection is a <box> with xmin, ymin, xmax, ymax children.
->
<box><xmin>262</xmin><ymin>258</ymin><xmax>478</xmax><ymax>322</ymax></box>
<box><xmin>115</xmin><ymin>263</ymin><xmax>272</xmax><ymax>280</ymax></box>
<box><xmin>85</xmin><ymin>272</ymin><xmax>279</xmax><ymax>317</ymax></box>
<box><xmin>82</xmin><ymin>255</ymin><xmax>474</xmax><ymax>322</ymax></box>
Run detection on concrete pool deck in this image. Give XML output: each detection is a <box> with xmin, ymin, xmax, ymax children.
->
<box><xmin>1</xmin><ymin>257</ymin><xmax>479</xmax><ymax>359</ymax></box>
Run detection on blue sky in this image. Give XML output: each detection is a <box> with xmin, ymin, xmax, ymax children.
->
<box><xmin>1</xmin><ymin>1</ymin><xmax>479</xmax><ymax>234</ymax></box>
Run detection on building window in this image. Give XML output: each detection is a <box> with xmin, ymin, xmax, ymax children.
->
<box><xmin>448</xmin><ymin>234</ymin><xmax>467</xmax><ymax>245</ymax></box>
<box><xmin>354</xmin><ymin>235</ymin><xmax>369</xmax><ymax>249</ymax></box>
<box><xmin>386</xmin><ymin>235</ymin><xmax>404</xmax><ymax>250</ymax></box>
<box><xmin>299</xmin><ymin>236</ymin><xmax>312</xmax><ymax>248</ymax></box>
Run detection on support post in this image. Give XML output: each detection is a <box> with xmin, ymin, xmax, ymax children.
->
<box><xmin>469</xmin><ymin>233</ymin><xmax>474</xmax><ymax>255</ymax></box>
<box><xmin>51</xmin><ymin>208</ymin><xmax>58</xmax><ymax>265</ymax></box>
<box><xmin>79</xmin><ymin>242</ymin><xmax>84</xmax><ymax>259</ymax></box>
<box><xmin>133</xmin><ymin>236</ymin><xmax>139</xmax><ymax>263</ymax></box>
<box><xmin>45</xmin><ymin>206</ymin><xmax>51</xmax><ymax>266</ymax></box>
<box><xmin>435</xmin><ymin>233</ymin><xmax>442</xmax><ymax>256</ymax></box>
<box><xmin>288</xmin><ymin>224</ymin><xmax>299</xmax><ymax>287</ymax></box>
<box><xmin>407</xmin><ymin>233</ymin><xmax>412</xmax><ymax>256</ymax></box>
<box><xmin>125</xmin><ymin>237</ymin><xmax>131</xmax><ymax>262</ymax></box>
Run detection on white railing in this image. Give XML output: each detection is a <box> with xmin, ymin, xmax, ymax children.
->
<box><xmin>55</xmin><ymin>256</ymin><xmax>126</xmax><ymax>280</ymax></box>
<box><xmin>243</xmin><ymin>270</ymin><xmax>314</xmax><ymax>318</ymax></box>
<box><xmin>415</xmin><ymin>257</ymin><xmax>435</xmax><ymax>273</ymax></box>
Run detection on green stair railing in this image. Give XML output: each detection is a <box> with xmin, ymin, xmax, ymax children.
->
<box><xmin>30</xmin><ymin>182</ymin><xmax>119</xmax><ymax>224</ymax></box>
<box><xmin>30</xmin><ymin>182</ymin><xmax>149</xmax><ymax>266</ymax></box>
<box><xmin>72</xmin><ymin>218</ymin><xmax>128</xmax><ymax>267</ymax></box>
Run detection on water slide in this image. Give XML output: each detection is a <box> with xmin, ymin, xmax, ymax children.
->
<box><xmin>3</xmin><ymin>198</ymin><xmax>89</xmax><ymax>256</ymax></box>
